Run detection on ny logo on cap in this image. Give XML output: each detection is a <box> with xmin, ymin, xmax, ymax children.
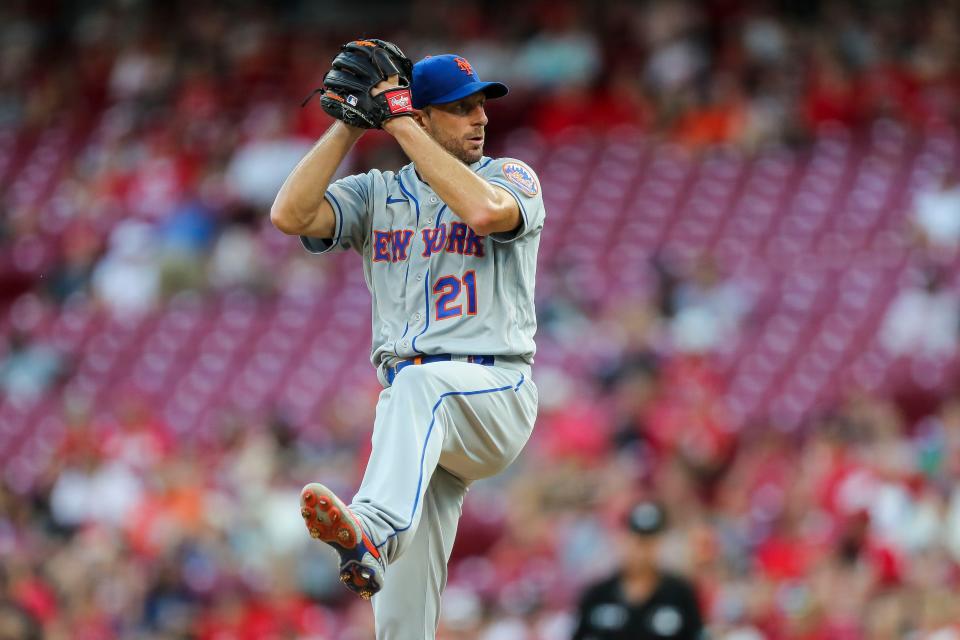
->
<box><xmin>454</xmin><ymin>57</ymin><xmax>473</xmax><ymax>75</ymax></box>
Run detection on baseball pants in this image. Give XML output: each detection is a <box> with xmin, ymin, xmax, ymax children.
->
<box><xmin>349</xmin><ymin>360</ymin><xmax>538</xmax><ymax>640</ymax></box>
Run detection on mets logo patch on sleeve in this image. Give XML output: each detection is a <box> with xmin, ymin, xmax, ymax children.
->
<box><xmin>502</xmin><ymin>162</ymin><xmax>539</xmax><ymax>197</ymax></box>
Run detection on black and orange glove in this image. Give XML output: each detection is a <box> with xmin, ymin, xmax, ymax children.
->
<box><xmin>312</xmin><ymin>39</ymin><xmax>414</xmax><ymax>129</ymax></box>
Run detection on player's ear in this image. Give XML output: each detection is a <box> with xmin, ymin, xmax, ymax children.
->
<box><xmin>412</xmin><ymin>107</ymin><xmax>428</xmax><ymax>129</ymax></box>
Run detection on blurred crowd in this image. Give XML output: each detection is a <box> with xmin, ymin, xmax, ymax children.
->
<box><xmin>1</xmin><ymin>0</ymin><xmax>960</xmax><ymax>307</ymax></box>
<box><xmin>3</xmin><ymin>308</ymin><xmax>960</xmax><ymax>638</ymax></box>
<box><xmin>2</xmin><ymin>0</ymin><xmax>960</xmax><ymax>638</ymax></box>
<box><xmin>3</xmin><ymin>0</ymin><xmax>960</xmax><ymax>150</ymax></box>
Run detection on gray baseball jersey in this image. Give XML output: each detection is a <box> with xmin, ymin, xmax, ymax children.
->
<box><xmin>300</xmin><ymin>155</ymin><xmax>544</xmax><ymax>379</ymax></box>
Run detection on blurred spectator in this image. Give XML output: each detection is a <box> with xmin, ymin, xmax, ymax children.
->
<box><xmin>49</xmin><ymin>455</ymin><xmax>143</xmax><ymax>529</ymax></box>
<box><xmin>666</xmin><ymin>257</ymin><xmax>751</xmax><ymax>354</ymax></box>
<box><xmin>124</xmin><ymin>130</ymin><xmax>194</xmax><ymax>221</ymax></box>
<box><xmin>740</xmin><ymin>13</ymin><xmax>790</xmax><ymax>66</ymax></box>
<box><xmin>911</xmin><ymin>170</ymin><xmax>960</xmax><ymax>260</ymax></box>
<box><xmin>225</xmin><ymin>103</ymin><xmax>314</xmax><ymax>208</ymax></box>
<box><xmin>90</xmin><ymin>220</ymin><xmax>161</xmax><ymax>317</ymax></box>
<box><xmin>534</xmin><ymin>84</ymin><xmax>598</xmax><ymax>140</ymax></box>
<box><xmin>880</xmin><ymin>267</ymin><xmax>960</xmax><ymax>358</ymax></box>
<box><xmin>45</xmin><ymin>223</ymin><xmax>101</xmax><ymax>304</ymax></box>
<box><xmin>640</xmin><ymin>1</ymin><xmax>708</xmax><ymax>100</ymax></box>
<box><xmin>206</xmin><ymin>207</ymin><xmax>270</xmax><ymax>292</ymax></box>
<box><xmin>0</xmin><ymin>330</ymin><xmax>62</xmax><ymax>404</ymax></box>
<box><xmin>803</xmin><ymin>49</ymin><xmax>862</xmax><ymax>130</ymax></box>
<box><xmin>108</xmin><ymin>40</ymin><xmax>174</xmax><ymax>102</ymax></box>
<box><xmin>673</xmin><ymin>74</ymin><xmax>747</xmax><ymax>148</ymax></box>
<box><xmin>571</xmin><ymin>501</ymin><xmax>704</xmax><ymax>640</ymax></box>
<box><xmin>158</xmin><ymin>195</ymin><xmax>218</xmax><ymax>295</ymax></box>
<box><xmin>515</xmin><ymin>4</ymin><xmax>601</xmax><ymax>89</ymax></box>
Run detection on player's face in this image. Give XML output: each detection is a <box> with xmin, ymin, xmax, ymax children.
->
<box><xmin>419</xmin><ymin>92</ymin><xmax>488</xmax><ymax>164</ymax></box>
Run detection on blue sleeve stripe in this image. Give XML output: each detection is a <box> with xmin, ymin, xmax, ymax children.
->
<box><xmin>299</xmin><ymin>235</ymin><xmax>331</xmax><ymax>254</ymax></box>
<box><xmin>487</xmin><ymin>178</ymin><xmax>529</xmax><ymax>241</ymax></box>
<box><xmin>326</xmin><ymin>191</ymin><xmax>346</xmax><ymax>248</ymax></box>
<box><xmin>373</xmin><ymin>372</ymin><xmax>527</xmax><ymax>549</ymax></box>
<box><xmin>299</xmin><ymin>191</ymin><xmax>346</xmax><ymax>253</ymax></box>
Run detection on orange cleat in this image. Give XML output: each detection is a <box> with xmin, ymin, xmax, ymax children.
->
<box><xmin>300</xmin><ymin>483</ymin><xmax>385</xmax><ymax>600</ymax></box>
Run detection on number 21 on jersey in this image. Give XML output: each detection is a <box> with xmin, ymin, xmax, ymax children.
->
<box><xmin>433</xmin><ymin>271</ymin><xmax>477</xmax><ymax>320</ymax></box>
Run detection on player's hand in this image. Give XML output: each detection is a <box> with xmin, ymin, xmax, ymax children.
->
<box><xmin>374</xmin><ymin>74</ymin><xmax>417</xmax><ymax>136</ymax></box>
<box><xmin>372</xmin><ymin>75</ymin><xmax>401</xmax><ymax>97</ymax></box>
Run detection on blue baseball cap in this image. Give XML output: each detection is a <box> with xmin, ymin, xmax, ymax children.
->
<box><xmin>411</xmin><ymin>54</ymin><xmax>508</xmax><ymax>109</ymax></box>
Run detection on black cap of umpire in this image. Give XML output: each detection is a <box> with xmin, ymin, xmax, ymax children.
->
<box><xmin>626</xmin><ymin>500</ymin><xmax>667</xmax><ymax>536</ymax></box>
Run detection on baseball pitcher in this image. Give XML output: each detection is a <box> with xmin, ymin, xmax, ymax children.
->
<box><xmin>270</xmin><ymin>39</ymin><xmax>544</xmax><ymax>639</ymax></box>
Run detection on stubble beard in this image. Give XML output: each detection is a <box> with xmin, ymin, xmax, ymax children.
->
<box><xmin>431</xmin><ymin>128</ymin><xmax>482</xmax><ymax>165</ymax></box>
<box><xmin>446</xmin><ymin>138</ymin><xmax>481</xmax><ymax>164</ymax></box>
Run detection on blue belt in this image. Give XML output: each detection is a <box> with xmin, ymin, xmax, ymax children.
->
<box><xmin>386</xmin><ymin>354</ymin><xmax>495</xmax><ymax>385</ymax></box>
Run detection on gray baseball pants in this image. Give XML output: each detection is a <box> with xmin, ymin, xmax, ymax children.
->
<box><xmin>349</xmin><ymin>361</ymin><xmax>538</xmax><ymax>640</ymax></box>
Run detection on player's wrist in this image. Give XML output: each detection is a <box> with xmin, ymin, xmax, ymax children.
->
<box><xmin>334</xmin><ymin>120</ymin><xmax>367</xmax><ymax>138</ymax></box>
<box><xmin>382</xmin><ymin>114</ymin><xmax>417</xmax><ymax>136</ymax></box>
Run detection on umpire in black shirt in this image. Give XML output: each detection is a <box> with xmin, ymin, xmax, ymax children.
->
<box><xmin>571</xmin><ymin>501</ymin><xmax>705</xmax><ymax>640</ymax></box>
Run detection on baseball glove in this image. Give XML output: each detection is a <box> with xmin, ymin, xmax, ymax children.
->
<box><xmin>313</xmin><ymin>39</ymin><xmax>414</xmax><ymax>129</ymax></box>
